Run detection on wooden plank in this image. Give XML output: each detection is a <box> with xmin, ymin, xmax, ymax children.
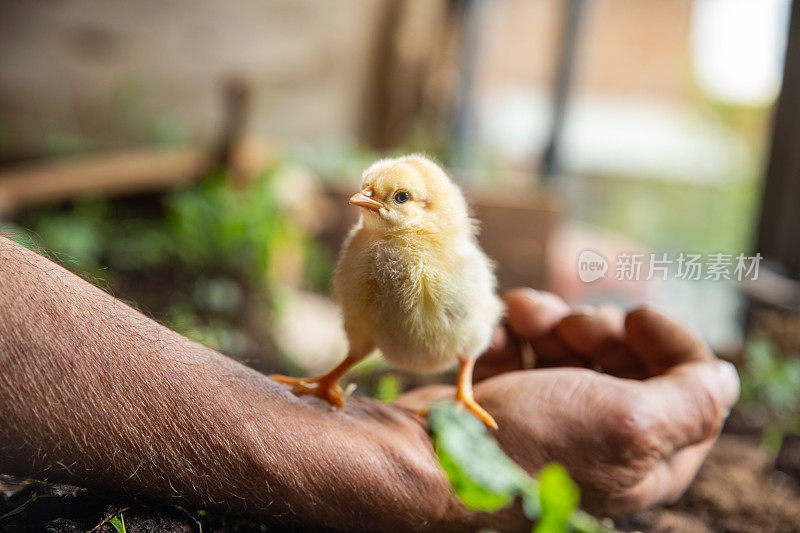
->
<box><xmin>0</xmin><ymin>147</ymin><xmax>208</xmax><ymax>215</ymax></box>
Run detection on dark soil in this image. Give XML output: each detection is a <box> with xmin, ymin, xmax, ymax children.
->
<box><xmin>2</xmin><ymin>434</ymin><xmax>799</xmax><ymax>532</ymax></box>
<box><xmin>0</xmin><ymin>479</ymin><xmax>272</xmax><ymax>533</ymax></box>
<box><xmin>616</xmin><ymin>434</ymin><xmax>800</xmax><ymax>533</ymax></box>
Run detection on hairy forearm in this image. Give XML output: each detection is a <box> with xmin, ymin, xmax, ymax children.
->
<box><xmin>0</xmin><ymin>237</ymin><xmax>501</xmax><ymax>531</ymax></box>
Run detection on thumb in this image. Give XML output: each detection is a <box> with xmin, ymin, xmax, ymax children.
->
<box><xmin>644</xmin><ymin>360</ymin><xmax>740</xmax><ymax>452</ymax></box>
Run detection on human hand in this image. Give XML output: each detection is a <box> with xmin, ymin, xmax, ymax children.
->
<box><xmin>0</xmin><ymin>231</ymin><xmax>737</xmax><ymax>529</ymax></box>
<box><xmin>398</xmin><ymin>289</ymin><xmax>740</xmax><ymax>516</ymax></box>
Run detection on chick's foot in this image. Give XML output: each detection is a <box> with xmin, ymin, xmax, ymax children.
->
<box><xmin>269</xmin><ymin>353</ymin><xmax>364</xmax><ymax>410</ymax></box>
<box><xmin>270</xmin><ymin>374</ymin><xmax>345</xmax><ymax>409</ymax></box>
<box><xmin>455</xmin><ymin>393</ymin><xmax>498</xmax><ymax>430</ymax></box>
<box><xmin>456</xmin><ymin>357</ymin><xmax>498</xmax><ymax>430</ymax></box>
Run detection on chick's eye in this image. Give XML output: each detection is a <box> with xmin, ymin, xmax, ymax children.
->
<box><xmin>394</xmin><ymin>191</ymin><xmax>410</xmax><ymax>204</ymax></box>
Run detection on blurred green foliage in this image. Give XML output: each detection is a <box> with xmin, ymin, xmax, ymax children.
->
<box><xmin>695</xmin><ymin>90</ymin><xmax>773</xmax><ymax>149</ymax></box>
<box><xmin>566</xmin><ymin>174</ymin><xmax>761</xmax><ymax>255</ymax></box>
<box><xmin>374</xmin><ymin>374</ymin><xmax>401</xmax><ymax>403</ymax></box>
<box><xmin>27</xmin><ymin>200</ymin><xmax>114</xmax><ymax>275</ymax></box>
<box><xmin>537</xmin><ymin>464</ymin><xmax>582</xmax><ymax>533</ymax></box>
<box><xmin>739</xmin><ymin>335</ymin><xmax>800</xmax><ymax>455</ymax></box>
<box><xmin>566</xmin><ymin>88</ymin><xmax>770</xmax><ymax>257</ymax></box>
<box><xmin>167</xmin><ymin>169</ymin><xmax>306</xmax><ymax>297</ymax></box>
<box><xmin>6</xmin><ymin>161</ymin><xmax>325</xmax><ymax>360</ymax></box>
<box><xmin>428</xmin><ymin>402</ymin><xmax>612</xmax><ymax>532</ymax></box>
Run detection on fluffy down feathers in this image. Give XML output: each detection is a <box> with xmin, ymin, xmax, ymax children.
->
<box><xmin>334</xmin><ymin>155</ymin><xmax>503</xmax><ymax>372</ymax></box>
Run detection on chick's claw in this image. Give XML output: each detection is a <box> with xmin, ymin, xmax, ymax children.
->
<box><xmin>456</xmin><ymin>395</ymin><xmax>498</xmax><ymax>430</ymax></box>
<box><xmin>269</xmin><ymin>374</ymin><xmax>345</xmax><ymax>409</ymax></box>
<box><xmin>454</xmin><ymin>356</ymin><xmax>498</xmax><ymax>429</ymax></box>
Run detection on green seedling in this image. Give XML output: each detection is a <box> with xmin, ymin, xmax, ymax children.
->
<box><xmin>108</xmin><ymin>513</ymin><xmax>126</xmax><ymax>533</ymax></box>
<box><xmin>429</xmin><ymin>402</ymin><xmax>614</xmax><ymax>533</ymax></box>
<box><xmin>739</xmin><ymin>334</ymin><xmax>800</xmax><ymax>455</ymax></box>
<box><xmin>0</xmin><ymin>491</ymin><xmax>55</xmax><ymax>522</ymax></box>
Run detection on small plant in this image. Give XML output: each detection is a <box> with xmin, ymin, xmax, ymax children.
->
<box><xmin>0</xmin><ymin>492</ymin><xmax>38</xmax><ymax>521</ymax></box>
<box><xmin>108</xmin><ymin>513</ymin><xmax>127</xmax><ymax>533</ymax></box>
<box><xmin>166</xmin><ymin>165</ymin><xmax>304</xmax><ymax>291</ymax></box>
<box><xmin>6</xmin><ymin>160</ymin><xmax>329</xmax><ymax>362</ymax></box>
<box><xmin>738</xmin><ymin>334</ymin><xmax>800</xmax><ymax>455</ymax></box>
<box><xmin>0</xmin><ymin>490</ymin><xmax>57</xmax><ymax>523</ymax></box>
<box><xmin>429</xmin><ymin>402</ymin><xmax>613</xmax><ymax>533</ymax></box>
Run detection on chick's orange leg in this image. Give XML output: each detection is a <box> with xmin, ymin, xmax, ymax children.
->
<box><xmin>456</xmin><ymin>357</ymin><xmax>498</xmax><ymax>430</ymax></box>
<box><xmin>270</xmin><ymin>353</ymin><xmax>364</xmax><ymax>409</ymax></box>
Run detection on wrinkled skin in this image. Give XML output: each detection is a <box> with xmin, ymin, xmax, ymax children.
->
<box><xmin>0</xmin><ymin>237</ymin><xmax>738</xmax><ymax>531</ymax></box>
<box><xmin>399</xmin><ymin>289</ymin><xmax>740</xmax><ymax>515</ymax></box>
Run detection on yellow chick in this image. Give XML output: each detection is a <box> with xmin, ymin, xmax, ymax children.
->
<box><xmin>271</xmin><ymin>155</ymin><xmax>503</xmax><ymax>428</ymax></box>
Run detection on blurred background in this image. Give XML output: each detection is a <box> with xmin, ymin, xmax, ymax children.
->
<box><xmin>1</xmin><ymin>1</ymin><xmax>799</xmax><ymax>517</ymax></box>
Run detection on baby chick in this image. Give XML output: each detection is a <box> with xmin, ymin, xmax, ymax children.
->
<box><xmin>271</xmin><ymin>155</ymin><xmax>503</xmax><ymax>428</ymax></box>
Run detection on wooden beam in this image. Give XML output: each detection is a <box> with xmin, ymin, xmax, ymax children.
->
<box><xmin>0</xmin><ymin>147</ymin><xmax>208</xmax><ymax>215</ymax></box>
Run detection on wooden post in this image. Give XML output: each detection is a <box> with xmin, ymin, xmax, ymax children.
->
<box><xmin>756</xmin><ymin>0</ymin><xmax>800</xmax><ymax>281</ymax></box>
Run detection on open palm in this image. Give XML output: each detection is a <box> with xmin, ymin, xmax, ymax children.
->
<box><xmin>398</xmin><ymin>289</ymin><xmax>740</xmax><ymax>516</ymax></box>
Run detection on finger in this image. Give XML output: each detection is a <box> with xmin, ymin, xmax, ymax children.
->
<box><xmin>643</xmin><ymin>360</ymin><xmax>740</xmax><ymax>452</ymax></box>
<box><xmin>479</xmin><ymin>289</ymin><xmax>577</xmax><ymax>379</ymax></box>
<box><xmin>604</xmin><ymin>437</ymin><xmax>716</xmax><ymax>515</ymax></box>
<box><xmin>503</xmin><ymin>289</ymin><xmax>577</xmax><ymax>366</ymax></box>
<box><xmin>504</xmin><ymin>288</ymin><xmax>570</xmax><ymax>339</ymax></box>
<box><xmin>475</xmin><ymin>325</ymin><xmax>524</xmax><ymax>382</ymax></box>
<box><xmin>625</xmin><ymin>307</ymin><xmax>714</xmax><ymax>376</ymax></box>
<box><xmin>512</xmin><ymin>328</ymin><xmax>588</xmax><ymax>369</ymax></box>
<box><xmin>558</xmin><ymin>305</ymin><xmax>626</xmax><ymax>350</ymax></box>
<box><xmin>532</xmin><ymin>342</ymin><xmax>590</xmax><ymax>369</ymax></box>
<box><xmin>556</xmin><ymin>306</ymin><xmax>647</xmax><ymax>379</ymax></box>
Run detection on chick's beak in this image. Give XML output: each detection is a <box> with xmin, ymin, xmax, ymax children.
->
<box><xmin>349</xmin><ymin>191</ymin><xmax>384</xmax><ymax>212</ymax></box>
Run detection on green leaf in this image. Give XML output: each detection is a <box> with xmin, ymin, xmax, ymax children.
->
<box><xmin>109</xmin><ymin>514</ymin><xmax>127</xmax><ymax>533</ymax></box>
<box><xmin>0</xmin><ymin>499</ymin><xmax>30</xmax><ymax>521</ymax></box>
<box><xmin>535</xmin><ymin>463</ymin><xmax>580</xmax><ymax>533</ymax></box>
<box><xmin>429</xmin><ymin>402</ymin><xmax>532</xmax><ymax>512</ymax></box>
<box><xmin>0</xmin><ymin>492</ymin><xmax>44</xmax><ymax>521</ymax></box>
<box><xmin>520</xmin><ymin>483</ymin><xmax>542</xmax><ymax>520</ymax></box>
<box><xmin>429</xmin><ymin>401</ymin><xmax>616</xmax><ymax>532</ymax></box>
<box><xmin>739</xmin><ymin>334</ymin><xmax>800</xmax><ymax>455</ymax></box>
<box><xmin>437</xmin><ymin>444</ymin><xmax>515</xmax><ymax>511</ymax></box>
